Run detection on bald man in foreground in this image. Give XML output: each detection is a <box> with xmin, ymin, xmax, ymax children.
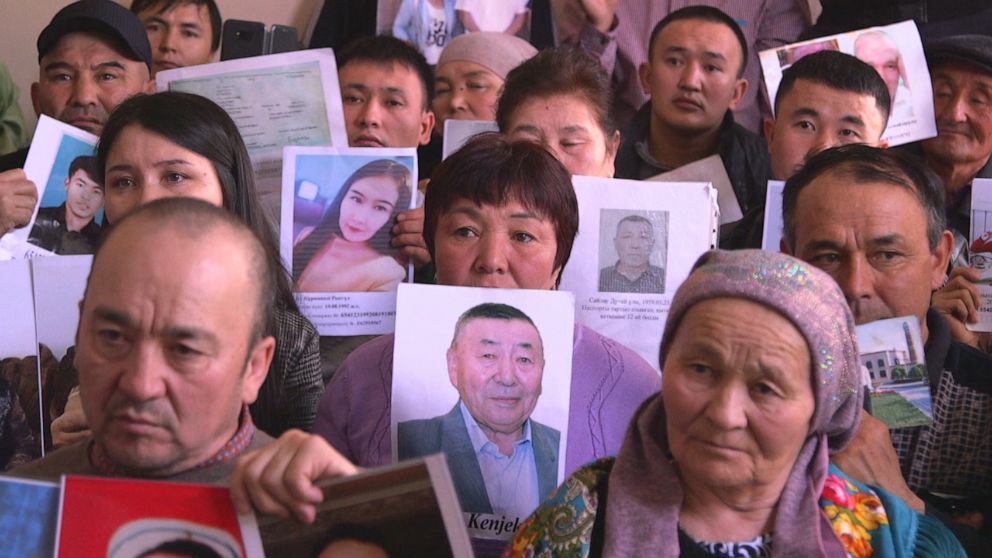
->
<box><xmin>7</xmin><ymin>198</ymin><xmax>356</xmax><ymax>523</ymax></box>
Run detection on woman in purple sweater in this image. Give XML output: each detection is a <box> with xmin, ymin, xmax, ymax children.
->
<box><xmin>313</xmin><ymin>133</ymin><xmax>660</xmax><ymax>474</ymax></box>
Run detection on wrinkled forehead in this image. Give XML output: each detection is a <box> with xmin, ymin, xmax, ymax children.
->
<box><xmin>88</xmin><ymin>218</ymin><xmax>253</xmax><ymax>302</ymax></box>
<box><xmin>455</xmin><ymin>317</ymin><xmax>543</xmax><ymax>348</ymax></box>
<box><xmin>443</xmin><ymin>192</ymin><xmax>554</xmax><ymax>225</ymax></box>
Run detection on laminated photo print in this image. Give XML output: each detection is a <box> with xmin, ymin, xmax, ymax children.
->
<box><xmin>559</xmin><ymin>176</ymin><xmax>718</xmax><ymax>371</ymax></box>
<box><xmin>391</xmin><ymin>283</ymin><xmax>573</xmax><ymax>543</ymax></box>
<box><xmin>970</xmin><ymin>179</ymin><xmax>992</xmax><ymax>332</ymax></box>
<box><xmin>760</xmin><ymin>20</ymin><xmax>936</xmax><ymax>146</ymax></box>
<box><xmin>31</xmin><ymin>255</ymin><xmax>93</xmax><ymax>454</ymax></box>
<box><xmin>856</xmin><ymin>316</ymin><xmax>932</xmax><ymax>429</ymax></box>
<box><xmin>281</xmin><ymin>147</ymin><xmax>417</xmax><ymax>335</ymax></box>
<box><xmin>0</xmin><ymin>116</ymin><xmax>99</xmax><ymax>259</ymax></box>
<box><xmin>0</xmin><ymin>259</ymin><xmax>42</xmax><ymax>465</ymax></box>
<box><xmin>56</xmin><ymin>477</ymin><xmax>262</xmax><ymax>558</ymax></box>
<box><xmin>158</xmin><ymin>49</ymin><xmax>348</xmax><ymax>224</ymax></box>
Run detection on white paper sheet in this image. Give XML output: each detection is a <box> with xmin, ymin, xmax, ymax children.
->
<box><xmin>31</xmin><ymin>255</ymin><xmax>92</xmax><ymax>453</ymax></box>
<box><xmin>760</xmin><ymin>20</ymin><xmax>936</xmax><ymax>147</ymax></box>
<box><xmin>0</xmin><ymin>116</ymin><xmax>98</xmax><ymax>259</ymax></box>
<box><xmin>281</xmin><ymin>146</ymin><xmax>417</xmax><ymax>336</ymax></box>
<box><xmin>969</xmin><ymin>179</ymin><xmax>992</xmax><ymax>332</ymax></box>
<box><xmin>442</xmin><ymin>120</ymin><xmax>499</xmax><ymax>160</ymax></box>
<box><xmin>647</xmin><ymin>154</ymin><xmax>741</xmax><ymax>224</ymax></box>
<box><xmin>157</xmin><ymin>49</ymin><xmax>348</xmax><ymax>225</ymax></box>
<box><xmin>761</xmin><ymin>180</ymin><xmax>786</xmax><ymax>252</ymax></box>
<box><xmin>0</xmin><ymin>259</ymin><xmax>37</xmax><ymax>359</ymax></box>
<box><xmin>391</xmin><ymin>283</ymin><xmax>573</xmax><ymax>541</ymax></box>
<box><xmin>32</xmin><ymin>256</ymin><xmax>92</xmax><ymax>363</ymax></box>
<box><xmin>559</xmin><ymin>176</ymin><xmax>719</xmax><ymax>371</ymax></box>
<box><xmin>0</xmin><ymin>259</ymin><xmax>42</xmax><ymax>456</ymax></box>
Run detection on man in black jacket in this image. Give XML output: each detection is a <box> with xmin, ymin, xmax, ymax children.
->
<box><xmin>0</xmin><ymin>0</ymin><xmax>152</xmax><ymax>238</ymax></box>
<box><xmin>613</xmin><ymin>6</ymin><xmax>769</xmax><ymax>220</ymax></box>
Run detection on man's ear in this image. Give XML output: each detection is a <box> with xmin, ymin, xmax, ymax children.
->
<box><xmin>930</xmin><ymin>230</ymin><xmax>955</xmax><ymax>290</ymax></box>
<box><xmin>728</xmin><ymin>78</ymin><xmax>748</xmax><ymax>110</ymax></box>
<box><xmin>419</xmin><ymin>110</ymin><xmax>436</xmax><ymax>146</ymax></box>
<box><xmin>763</xmin><ymin>116</ymin><xmax>776</xmax><ymax>143</ymax></box>
<box><xmin>446</xmin><ymin>346</ymin><xmax>459</xmax><ymax>388</ymax></box>
<box><xmin>31</xmin><ymin>82</ymin><xmax>41</xmax><ymax>117</ymax></box>
<box><xmin>603</xmin><ymin>129</ymin><xmax>621</xmax><ymax>177</ymax></box>
<box><xmin>638</xmin><ymin>62</ymin><xmax>652</xmax><ymax>95</ymax></box>
<box><xmin>240</xmin><ymin>335</ymin><xmax>276</xmax><ymax>405</ymax></box>
<box><xmin>144</xmin><ymin>77</ymin><xmax>156</xmax><ymax>94</ymax></box>
<box><xmin>606</xmin><ymin>127</ymin><xmax>621</xmax><ymax>152</ymax></box>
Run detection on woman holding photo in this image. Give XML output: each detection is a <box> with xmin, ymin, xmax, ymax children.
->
<box><xmin>292</xmin><ymin>160</ymin><xmax>411</xmax><ymax>293</ymax></box>
<box><xmin>50</xmin><ymin>91</ymin><xmax>322</xmax><ymax>442</ymax></box>
<box><xmin>314</xmin><ymin>133</ymin><xmax>660</xmax><ymax>479</ymax></box>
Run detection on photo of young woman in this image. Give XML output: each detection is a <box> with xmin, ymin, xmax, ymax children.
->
<box><xmin>292</xmin><ymin>159</ymin><xmax>412</xmax><ymax>293</ymax></box>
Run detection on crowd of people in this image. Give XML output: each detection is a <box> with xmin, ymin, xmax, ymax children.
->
<box><xmin>1</xmin><ymin>0</ymin><xmax>992</xmax><ymax>556</ymax></box>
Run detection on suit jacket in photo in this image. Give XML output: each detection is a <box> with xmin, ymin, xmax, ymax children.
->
<box><xmin>397</xmin><ymin>403</ymin><xmax>560</xmax><ymax>515</ymax></box>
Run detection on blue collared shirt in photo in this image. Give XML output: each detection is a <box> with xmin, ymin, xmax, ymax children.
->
<box><xmin>459</xmin><ymin>401</ymin><xmax>539</xmax><ymax>520</ymax></box>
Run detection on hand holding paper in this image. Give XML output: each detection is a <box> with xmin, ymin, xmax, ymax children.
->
<box><xmin>0</xmin><ymin>169</ymin><xmax>38</xmax><ymax>235</ymax></box>
<box><xmin>231</xmin><ymin>430</ymin><xmax>358</xmax><ymax>524</ymax></box>
<box><xmin>933</xmin><ymin>266</ymin><xmax>983</xmax><ymax>348</ymax></box>
<box><xmin>392</xmin><ymin>207</ymin><xmax>431</xmax><ymax>269</ymax></box>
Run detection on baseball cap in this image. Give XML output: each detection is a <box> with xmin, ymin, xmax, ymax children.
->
<box><xmin>37</xmin><ymin>0</ymin><xmax>153</xmax><ymax>72</ymax></box>
<box><xmin>925</xmin><ymin>34</ymin><xmax>992</xmax><ymax>75</ymax></box>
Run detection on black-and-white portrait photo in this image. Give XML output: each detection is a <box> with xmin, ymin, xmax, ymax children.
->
<box><xmin>598</xmin><ymin>210</ymin><xmax>668</xmax><ymax>295</ymax></box>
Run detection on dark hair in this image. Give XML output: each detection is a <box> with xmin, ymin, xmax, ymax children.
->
<box><xmin>96</xmin><ymin>91</ymin><xmax>297</xmax><ymax>314</ymax></box>
<box><xmin>91</xmin><ymin>197</ymin><xmax>278</xmax><ymax>343</ymax></box>
<box><xmin>496</xmin><ymin>44</ymin><xmax>616</xmax><ymax>138</ymax></box>
<box><xmin>130</xmin><ymin>0</ymin><xmax>222</xmax><ymax>52</ymax></box>
<box><xmin>313</xmin><ymin>523</ymin><xmax>391</xmax><ymax>558</ymax></box>
<box><xmin>424</xmin><ymin>132</ymin><xmax>578</xmax><ymax>283</ymax></box>
<box><xmin>782</xmin><ymin>144</ymin><xmax>946</xmax><ymax>251</ymax></box>
<box><xmin>336</xmin><ymin>35</ymin><xmax>433</xmax><ymax>108</ymax></box>
<box><xmin>647</xmin><ymin>5</ymin><xmax>748</xmax><ymax>78</ymax></box>
<box><xmin>616</xmin><ymin>214</ymin><xmax>653</xmax><ymax>234</ymax></box>
<box><xmin>68</xmin><ymin>155</ymin><xmax>101</xmax><ymax>184</ymax></box>
<box><xmin>451</xmin><ymin>302</ymin><xmax>538</xmax><ymax>348</ymax></box>
<box><xmin>292</xmin><ymin>159</ymin><xmax>412</xmax><ymax>280</ymax></box>
<box><xmin>775</xmin><ymin>50</ymin><xmax>891</xmax><ymax>126</ymax></box>
<box><xmin>137</xmin><ymin>539</ymin><xmax>222</xmax><ymax>558</ymax></box>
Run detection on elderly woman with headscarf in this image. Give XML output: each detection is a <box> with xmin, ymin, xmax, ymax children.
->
<box><xmin>506</xmin><ymin>250</ymin><xmax>964</xmax><ymax>557</ymax></box>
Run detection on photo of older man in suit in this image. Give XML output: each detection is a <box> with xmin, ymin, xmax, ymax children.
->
<box><xmin>397</xmin><ymin>302</ymin><xmax>560</xmax><ymax>520</ymax></box>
